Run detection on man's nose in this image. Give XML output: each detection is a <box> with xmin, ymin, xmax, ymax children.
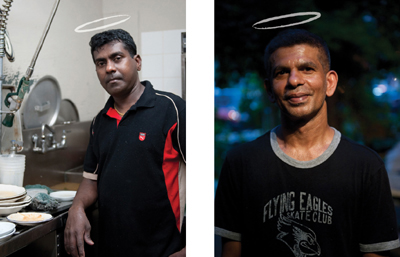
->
<box><xmin>288</xmin><ymin>70</ymin><xmax>304</xmax><ymax>87</ymax></box>
<box><xmin>106</xmin><ymin>62</ymin><xmax>116</xmax><ymax>73</ymax></box>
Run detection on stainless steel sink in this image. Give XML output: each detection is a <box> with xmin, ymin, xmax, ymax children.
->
<box><xmin>20</xmin><ymin>121</ymin><xmax>90</xmax><ymax>188</ymax></box>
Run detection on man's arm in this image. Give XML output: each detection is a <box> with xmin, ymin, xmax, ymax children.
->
<box><xmin>221</xmin><ymin>238</ymin><xmax>241</xmax><ymax>257</ymax></box>
<box><xmin>64</xmin><ymin>178</ymin><xmax>98</xmax><ymax>257</ymax></box>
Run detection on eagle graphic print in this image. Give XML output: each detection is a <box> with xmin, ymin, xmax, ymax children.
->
<box><xmin>263</xmin><ymin>191</ymin><xmax>333</xmax><ymax>256</ymax></box>
<box><xmin>277</xmin><ymin>215</ymin><xmax>321</xmax><ymax>257</ymax></box>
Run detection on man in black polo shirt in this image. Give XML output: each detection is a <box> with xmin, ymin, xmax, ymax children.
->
<box><xmin>64</xmin><ymin>29</ymin><xmax>186</xmax><ymax>257</ymax></box>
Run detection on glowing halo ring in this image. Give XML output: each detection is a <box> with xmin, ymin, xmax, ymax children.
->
<box><xmin>74</xmin><ymin>14</ymin><xmax>131</xmax><ymax>33</ymax></box>
<box><xmin>252</xmin><ymin>12</ymin><xmax>321</xmax><ymax>30</ymax></box>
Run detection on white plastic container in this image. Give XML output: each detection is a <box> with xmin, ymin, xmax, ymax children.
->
<box><xmin>0</xmin><ymin>155</ymin><xmax>26</xmax><ymax>186</ymax></box>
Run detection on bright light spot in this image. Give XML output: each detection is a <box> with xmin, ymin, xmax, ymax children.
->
<box><xmin>373</xmin><ymin>87</ymin><xmax>383</xmax><ymax>96</ymax></box>
<box><xmin>394</xmin><ymin>78</ymin><xmax>398</xmax><ymax>81</ymax></box>
<box><xmin>228</xmin><ymin>110</ymin><xmax>240</xmax><ymax>121</ymax></box>
<box><xmin>378</xmin><ymin>84</ymin><xmax>387</xmax><ymax>93</ymax></box>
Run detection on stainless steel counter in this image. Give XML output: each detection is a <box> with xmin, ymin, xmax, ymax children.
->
<box><xmin>0</xmin><ymin>202</ymin><xmax>72</xmax><ymax>257</ymax></box>
<box><xmin>0</xmin><ymin>120</ymin><xmax>95</xmax><ymax>256</ymax></box>
<box><xmin>0</xmin><ymin>200</ymin><xmax>99</xmax><ymax>257</ymax></box>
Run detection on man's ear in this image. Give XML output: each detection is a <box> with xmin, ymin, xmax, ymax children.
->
<box><xmin>325</xmin><ymin>70</ymin><xmax>338</xmax><ymax>97</ymax></box>
<box><xmin>134</xmin><ymin>54</ymin><xmax>142</xmax><ymax>71</ymax></box>
<box><xmin>264</xmin><ymin>78</ymin><xmax>276</xmax><ymax>103</ymax></box>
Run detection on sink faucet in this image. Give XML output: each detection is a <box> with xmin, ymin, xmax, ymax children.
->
<box><xmin>9</xmin><ymin>140</ymin><xmax>23</xmax><ymax>155</ymax></box>
<box><xmin>32</xmin><ymin>124</ymin><xmax>67</xmax><ymax>153</ymax></box>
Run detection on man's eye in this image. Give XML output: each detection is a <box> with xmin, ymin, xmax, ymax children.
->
<box><xmin>275</xmin><ymin>70</ymin><xmax>287</xmax><ymax>76</ymax></box>
<box><xmin>97</xmin><ymin>62</ymin><xmax>105</xmax><ymax>67</ymax></box>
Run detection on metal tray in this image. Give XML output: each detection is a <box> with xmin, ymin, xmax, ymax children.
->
<box><xmin>21</xmin><ymin>76</ymin><xmax>61</xmax><ymax>129</ymax></box>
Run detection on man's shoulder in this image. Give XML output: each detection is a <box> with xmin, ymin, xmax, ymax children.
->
<box><xmin>142</xmin><ymin>80</ymin><xmax>185</xmax><ymax>105</ymax></box>
<box><xmin>92</xmin><ymin>106</ymin><xmax>107</xmax><ymax>120</ymax></box>
<box><xmin>338</xmin><ymin>134</ymin><xmax>384</xmax><ymax>164</ymax></box>
<box><xmin>154</xmin><ymin>89</ymin><xmax>185</xmax><ymax>106</ymax></box>
<box><xmin>226</xmin><ymin>131</ymin><xmax>271</xmax><ymax>159</ymax></box>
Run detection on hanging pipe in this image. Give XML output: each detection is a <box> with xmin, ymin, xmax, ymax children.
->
<box><xmin>25</xmin><ymin>0</ymin><xmax>60</xmax><ymax>81</ymax></box>
<box><xmin>0</xmin><ymin>0</ymin><xmax>13</xmax><ymax>152</ymax></box>
<box><xmin>2</xmin><ymin>0</ymin><xmax>60</xmax><ymax>129</ymax></box>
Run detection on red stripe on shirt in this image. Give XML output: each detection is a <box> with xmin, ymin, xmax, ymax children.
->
<box><xmin>162</xmin><ymin>123</ymin><xmax>181</xmax><ymax>231</ymax></box>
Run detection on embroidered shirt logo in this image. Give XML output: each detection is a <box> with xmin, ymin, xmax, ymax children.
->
<box><xmin>139</xmin><ymin>132</ymin><xmax>146</xmax><ymax>141</ymax></box>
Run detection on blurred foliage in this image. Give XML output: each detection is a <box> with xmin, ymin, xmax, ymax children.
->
<box><xmin>215</xmin><ymin>0</ymin><xmax>400</xmax><ymax>178</ymax></box>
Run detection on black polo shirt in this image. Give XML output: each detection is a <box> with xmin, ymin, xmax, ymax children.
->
<box><xmin>83</xmin><ymin>81</ymin><xmax>186</xmax><ymax>256</ymax></box>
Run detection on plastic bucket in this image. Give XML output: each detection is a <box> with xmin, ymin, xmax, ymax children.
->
<box><xmin>0</xmin><ymin>155</ymin><xmax>25</xmax><ymax>186</ymax></box>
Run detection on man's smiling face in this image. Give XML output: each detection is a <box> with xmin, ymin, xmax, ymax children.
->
<box><xmin>267</xmin><ymin>44</ymin><xmax>336</xmax><ymax>122</ymax></box>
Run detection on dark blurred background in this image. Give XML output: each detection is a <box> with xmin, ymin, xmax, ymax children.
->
<box><xmin>214</xmin><ymin>0</ymin><xmax>400</xmax><ymax>255</ymax></box>
<box><xmin>215</xmin><ymin>0</ymin><xmax>400</xmax><ymax>178</ymax></box>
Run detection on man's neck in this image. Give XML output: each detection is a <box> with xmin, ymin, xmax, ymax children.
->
<box><xmin>276</xmin><ymin>111</ymin><xmax>335</xmax><ymax>161</ymax></box>
<box><xmin>113</xmin><ymin>82</ymin><xmax>145</xmax><ymax>113</ymax></box>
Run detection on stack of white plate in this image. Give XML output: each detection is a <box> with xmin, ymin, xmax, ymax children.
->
<box><xmin>0</xmin><ymin>184</ymin><xmax>31</xmax><ymax>216</ymax></box>
<box><xmin>0</xmin><ymin>221</ymin><xmax>16</xmax><ymax>241</ymax></box>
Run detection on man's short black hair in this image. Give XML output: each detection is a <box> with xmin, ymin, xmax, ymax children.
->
<box><xmin>89</xmin><ymin>29</ymin><xmax>137</xmax><ymax>62</ymax></box>
<box><xmin>264</xmin><ymin>29</ymin><xmax>331</xmax><ymax>79</ymax></box>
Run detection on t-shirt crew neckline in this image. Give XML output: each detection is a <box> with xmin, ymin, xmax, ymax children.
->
<box><xmin>270</xmin><ymin>126</ymin><xmax>341</xmax><ymax>169</ymax></box>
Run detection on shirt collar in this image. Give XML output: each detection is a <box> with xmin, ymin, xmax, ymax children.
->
<box><xmin>101</xmin><ymin>80</ymin><xmax>156</xmax><ymax>115</ymax></box>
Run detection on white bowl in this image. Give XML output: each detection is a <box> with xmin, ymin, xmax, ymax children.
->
<box><xmin>0</xmin><ymin>227</ymin><xmax>15</xmax><ymax>242</ymax></box>
<box><xmin>0</xmin><ymin>203</ymin><xmax>30</xmax><ymax>216</ymax></box>
<box><xmin>49</xmin><ymin>191</ymin><xmax>76</xmax><ymax>202</ymax></box>
<box><xmin>0</xmin><ymin>184</ymin><xmax>26</xmax><ymax>200</ymax></box>
<box><xmin>0</xmin><ymin>222</ymin><xmax>15</xmax><ymax>237</ymax></box>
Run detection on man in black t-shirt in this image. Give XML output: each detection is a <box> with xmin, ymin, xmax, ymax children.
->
<box><xmin>215</xmin><ymin>29</ymin><xmax>400</xmax><ymax>257</ymax></box>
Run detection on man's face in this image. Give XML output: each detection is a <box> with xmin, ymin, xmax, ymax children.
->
<box><xmin>266</xmin><ymin>44</ymin><xmax>337</xmax><ymax>122</ymax></box>
<box><xmin>93</xmin><ymin>41</ymin><xmax>141</xmax><ymax>97</ymax></box>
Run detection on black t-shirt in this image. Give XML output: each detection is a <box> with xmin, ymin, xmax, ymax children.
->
<box><xmin>84</xmin><ymin>81</ymin><xmax>186</xmax><ymax>256</ymax></box>
<box><xmin>215</xmin><ymin>127</ymin><xmax>400</xmax><ymax>256</ymax></box>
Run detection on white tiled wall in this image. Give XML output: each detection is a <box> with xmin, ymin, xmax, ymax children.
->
<box><xmin>141</xmin><ymin>29</ymin><xmax>185</xmax><ymax>97</ymax></box>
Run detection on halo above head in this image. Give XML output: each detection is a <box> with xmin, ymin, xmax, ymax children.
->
<box><xmin>252</xmin><ymin>12</ymin><xmax>321</xmax><ymax>30</ymax></box>
<box><xmin>75</xmin><ymin>15</ymin><xmax>131</xmax><ymax>33</ymax></box>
